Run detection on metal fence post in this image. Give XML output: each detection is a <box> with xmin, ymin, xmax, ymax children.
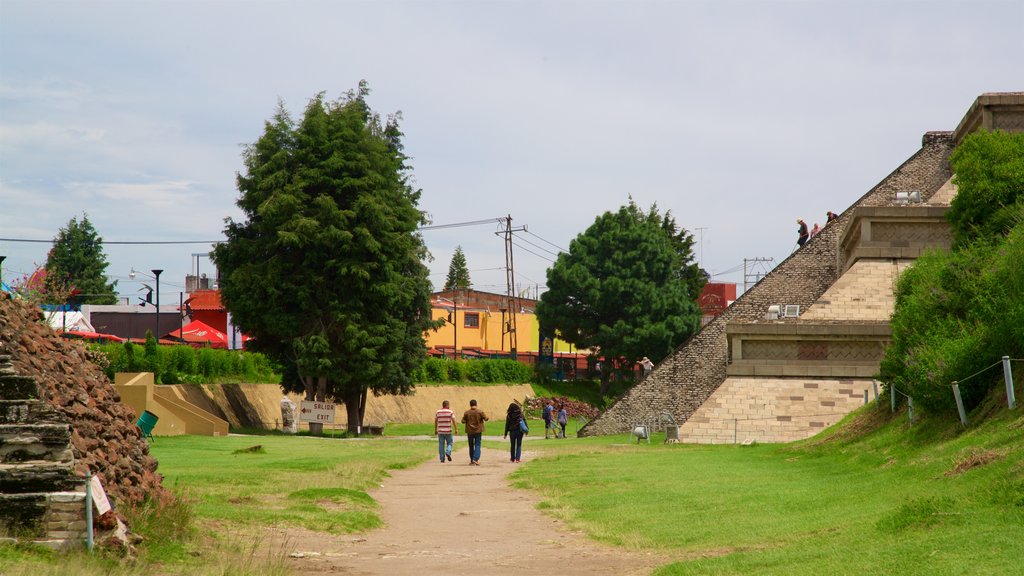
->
<box><xmin>907</xmin><ymin>396</ymin><xmax>914</xmax><ymax>426</ymax></box>
<box><xmin>872</xmin><ymin>379</ymin><xmax>879</xmax><ymax>400</ymax></box>
<box><xmin>85</xmin><ymin>471</ymin><xmax>94</xmax><ymax>552</ymax></box>
<box><xmin>952</xmin><ymin>383</ymin><xmax>968</xmax><ymax>427</ymax></box>
<box><xmin>891</xmin><ymin>386</ymin><xmax>896</xmax><ymax>413</ymax></box>
<box><xmin>733</xmin><ymin>419</ymin><xmax>738</xmax><ymax>445</ymax></box>
<box><xmin>1003</xmin><ymin>356</ymin><xmax>1016</xmax><ymax>410</ymax></box>
<box><xmin>864</xmin><ymin>390</ymin><xmax>869</xmax><ymax>405</ymax></box>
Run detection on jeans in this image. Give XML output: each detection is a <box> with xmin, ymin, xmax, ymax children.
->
<box><xmin>508</xmin><ymin>429</ymin><xmax>523</xmax><ymax>461</ymax></box>
<box><xmin>437</xmin><ymin>433</ymin><xmax>453</xmax><ymax>462</ymax></box>
<box><xmin>467</xmin><ymin>433</ymin><xmax>482</xmax><ymax>462</ymax></box>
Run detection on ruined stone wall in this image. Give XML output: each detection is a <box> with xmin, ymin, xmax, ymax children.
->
<box><xmin>0</xmin><ymin>294</ymin><xmax>168</xmax><ymax>508</ymax></box>
<box><xmin>581</xmin><ymin>132</ymin><xmax>954</xmax><ymax>435</ymax></box>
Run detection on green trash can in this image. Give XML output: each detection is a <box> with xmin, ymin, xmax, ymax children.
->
<box><xmin>136</xmin><ymin>410</ymin><xmax>158</xmax><ymax>441</ymax></box>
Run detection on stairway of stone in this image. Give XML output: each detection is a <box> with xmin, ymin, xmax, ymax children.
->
<box><xmin>680</xmin><ymin>377</ymin><xmax>876</xmax><ymax>444</ymax></box>
<box><xmin>583</xmin><ymin>125</ymin><xmax>963</xmax><ymax>440</ymax></box>
<box><xmin>0</xmin><ymin>354</ymin><xmax>87</xmax><ymax>549</ymax></box>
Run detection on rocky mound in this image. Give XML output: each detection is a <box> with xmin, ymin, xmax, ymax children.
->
<box><xmin>0</xmin><ymin>294</ymin><xmax>167</xmax><ymax>507</ymax></box>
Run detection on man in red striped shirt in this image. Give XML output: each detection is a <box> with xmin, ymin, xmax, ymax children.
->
<box><xmin>434</xmin><ymin>400</ymin><xmax>457</xmax><ymax>463</ymax></box>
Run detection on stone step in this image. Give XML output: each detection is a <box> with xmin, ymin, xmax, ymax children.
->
<box><xmin>0</xmin><ymin>400</ymin><xmax>69</xmax><ymax>425</ymax></box>
<box><xmin>0</xmin><ymin>370</ymin><xmax>38</xmax><ymax>400</ymax></box>
<box><xmin>0</xmin><ymin>461</ymin><xmax>80</xmax><ymax>494</ymax></box>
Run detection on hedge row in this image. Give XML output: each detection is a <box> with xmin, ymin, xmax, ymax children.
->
<box><xmin>91</xmin><ymin>337</ymin><xmax>279</xmax><ymax>384</ymax></box>
<box><xmin>411</xmin><ymin>357</ymin><xmax>532</xmax><ymax>384</ymax></box>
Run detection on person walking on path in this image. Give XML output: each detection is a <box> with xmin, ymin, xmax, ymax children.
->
<box><xmin>434</xmin><ymin>400</ymin><xmax>457</xmax><ymax>463</ymax></box>
<box><xmin>557</xmin><ymin>405</ymin><xmax>568</xmax><ymax>439</ymax></box>
<box><xmin>462</xmin><ymin>399</ymin><xmax>488</xmax><ymax>465</ymax></box>
<box><xmin>503</xmin><ymin>402</ymin><xmax>526</xmax><ymax>463</ymax></box>
<box><xmin>542</xmin><ymin>400</ymin><xmax>555</xmax><ymax>439</ymax></box>
<box><xmin>797</xmin><ymin>219</ymin><xmax>809</xmax><ymax>247</ymax></box>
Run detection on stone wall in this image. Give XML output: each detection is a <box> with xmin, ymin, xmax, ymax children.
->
<box><xmin>0</xmin><ymin>294</ymin><xmax>169</xmax><ymax>549</ymax></box>
<box><xmin>0</xmin><ymin>353</ymin><xmax>87</xmax><ymax>547</ymax></box>
<box><xmin>581</xmin><ymin>131</ymin><xmax>954</xmax><ymax>436</ymax></box>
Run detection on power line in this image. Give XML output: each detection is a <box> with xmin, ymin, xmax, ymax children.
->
<box><xmin>511</xmin><ymin>233</ymin><xmax>561</xmax><ymax>257</ymax></box>
<box><xmin>523</xmin><ymin>229</ymin><xmax>567</xmax><ymax>253</ymax></box>
<box><xmin>0</xmin><ymin>238</ymin><xmax>223</xmax><ymax>245</ymax></box>
<box><xmin>418</xmin><ymin>218</ymin><xmax>503</xmax><ymax>231</ymax></box>
<box><xmin>511</xmin><ymin>240</ymin><xmax>556</xmax><ymax>263</ymax></box>
<box><xmin>0</xmin><ymin>217</ymin><xmax>507</xmax><ymax>245</ymax></box>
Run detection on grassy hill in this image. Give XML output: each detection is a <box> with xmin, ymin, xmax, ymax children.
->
<box><xmin>513</xmin><ymin>387</ymin><xmax>1024</xmax><ymax>575</ymax></box>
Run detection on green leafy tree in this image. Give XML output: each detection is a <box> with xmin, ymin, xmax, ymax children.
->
<box><xmin>881</xmin><ymin>130</ymin><xmax>1024</xmax><ymax>412</ymax></box>
<box><xmin>211</xmin><ymin>83</ymin><xmax>440</xmax><ymax>433</ymax></box>
<box><xmin>947</xmin><ymin>130</ymin><xmax>1024</xmax><ymax>247</ymax></box>
<box><xmin>44</xmin><ymin>213</ymin><xmax>117</xmax><ymax>305</ymax></box>
<box><xmin>624</xmin><ymin>197</ymin><xmax>707</xmax><ymax>305</ymax></box>
<box><xmin>536</xmin><ymin>202</ymin><xmax>703</xmax><ymax>394</ymax></box>
<box><xmin>443</xmin><ymin>246</ymin><xmax>471</xmax><ymax>290</ymax></box>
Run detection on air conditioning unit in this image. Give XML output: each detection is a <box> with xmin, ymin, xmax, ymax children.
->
<box><xmin>783</xmin><ymin>304</ymin><xmax>801</xmax><ymax>318</ymax></box>
<box><xmin>895</xmin><ymin>191</ymin><xmax>922</xmax><ymax>205</ymax></box>
<box><xmin>765</xmin><ymin>304</ymin><xmax>781</xmax><ymax>320</ymax></box>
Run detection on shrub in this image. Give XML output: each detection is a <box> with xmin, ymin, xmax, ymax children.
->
<box><xmin>90</xmin><ymin>343</ymin><xmax>279</xmax><ymax>384</ymax></box>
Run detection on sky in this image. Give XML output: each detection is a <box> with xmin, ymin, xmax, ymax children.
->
<box><xmin>1</xmin><ymin>0</ymin><xmax>1022</xmax><ymax>304</ymax></box>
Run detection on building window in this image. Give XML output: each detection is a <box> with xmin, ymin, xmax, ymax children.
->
<box><xmin>464</xmin><ymin>312</ymin><xmax>479</xmax><ymax>328</ymax></box>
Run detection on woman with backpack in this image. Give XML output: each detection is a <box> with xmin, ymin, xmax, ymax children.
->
<box><xmin>503</xmin><ymin>402</ymin><xmax>527</xmax><ymax>463</ymax></box>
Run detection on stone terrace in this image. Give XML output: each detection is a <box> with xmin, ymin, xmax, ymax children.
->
<box><xmin>581</xmin><ymin>126</ymin><xmax>956</xmax><ymax>439</ymax></box>
<box><xmin>584</xmin><ymin>93</ymin><xmax>1024</xmax><ymax>442</ymax></box>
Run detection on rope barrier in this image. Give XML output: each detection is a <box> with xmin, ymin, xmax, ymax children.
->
<box><xmin>949</xmin><ymin>359</ymin><xmax>1003</xmax><ymax>387</ymax></box>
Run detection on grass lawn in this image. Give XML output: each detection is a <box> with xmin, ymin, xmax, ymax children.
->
<box><xmin>512</xmin><ymin>400</ymin><xmax>1024</xmax><ymax>575</ymax></box>
<box><xmin>5</xmin><ymin>393</ymin><xmax>1021</xmax><ymax>576</ymax></box>
<box><xmin>1</xmin><ymin>434</ymin><xmax>431</xmax><ymax>576</ymax></box>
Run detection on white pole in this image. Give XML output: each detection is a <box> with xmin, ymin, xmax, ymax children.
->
<box><xmin>85</xmin><ymin>471</ymin><xmax>94</xmax><ymax>552</ymax></box>
<box><xmin>1003</xmin><ymin>356</ymin><xmax>1016</xmax><ymax>410</ymax></box>
<box><xmin>952</xmin><ymin>383</ymin><xmax>968</xmax><ymax>427</ymax></box>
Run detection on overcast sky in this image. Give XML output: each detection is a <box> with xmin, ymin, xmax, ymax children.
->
<box><xmin>1</xmin><ymin>0</ymin><xmax>1021</xmax><ymax>304</ymax></box>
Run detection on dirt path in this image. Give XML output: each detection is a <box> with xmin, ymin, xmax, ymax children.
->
<box><xmin>275</xmin><ymin>442</ymin><xmax>666</xmax><ymax>575</ymax></box>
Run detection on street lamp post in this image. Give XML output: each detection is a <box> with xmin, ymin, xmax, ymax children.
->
<box><xmin>152</xmin><ymin>269</ymin><xmax>163</xmax><ymax>339</ymax></box>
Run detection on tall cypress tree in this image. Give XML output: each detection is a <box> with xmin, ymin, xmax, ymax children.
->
<box><xmin>443</xmin><ymin>246</ymin><xmax>472</xmax><ymax>290</ymax></box>
<box><xmin>212</xmin><ymin>83</ymin><xmax>440</xmax><ymax>432</ymax></box>
<box><xmin>44</xmin><ymin>213</ymin><xmax>118</xmax><ymax>305</ymax></box>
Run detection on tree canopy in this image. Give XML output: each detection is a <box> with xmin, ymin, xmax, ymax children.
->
<box><xmin>536</xmin><ymin>201</ymin><xmax>703</xmax><ymax>393</ymax></box>
<box><xmin>947</xmin><ymin>130</ymin><xmax>1024</xmax><ymax>247</ymax></box>
<box><xmin>443</xmin><ymin>246</ymin><xmax>471</xmax><ymax>290</ymax></box>
<box><xmin>881</xmin><ymin>130</ymin><xmax>1024</xmax><ymax>412</ymax></box>
<box><xmin>44</xmin><ymin>213</ymin><xmax>118</xmax><ymax>305</ymax></box>
<box><xmin>211</xmin><ymin>83</ymin><xmax>438</xmax><ymax>431</ymax></box>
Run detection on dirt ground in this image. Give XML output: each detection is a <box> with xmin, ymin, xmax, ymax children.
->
<box><xmin>271</xmin><ymin>442</ymin><xmax>667</xmax><ymax>575</ymax></box>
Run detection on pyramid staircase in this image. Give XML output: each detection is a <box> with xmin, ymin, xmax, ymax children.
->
<box><xmin>583</xmin><ymin>93</ymin><xmax>1024</xmax><ymax>443</ymax></box>
<box><xmin>0</xmin><ymin>354</ymin><xmax>88</xmax><ymax>549</ymax></box>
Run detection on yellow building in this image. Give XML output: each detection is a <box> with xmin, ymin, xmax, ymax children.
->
<box><xmin>426</xmin><ymin>289</ymin><xmax>537</xmax><ymax>355</ymax></box>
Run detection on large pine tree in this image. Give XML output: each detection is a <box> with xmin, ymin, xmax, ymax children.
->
<box><xmin>443</xmin><ymin>246</ymin><xmax>472</xmax><ymax>290</ymax></box>
<box><xmin>212</xmin><ymin>83</ymin><xmax>439</xmax><ymax>432</ymax></box>
<box><xmin>44</xmin><ymin>213</ymin><xmax>118</xmax><ymax>305</ymax></box>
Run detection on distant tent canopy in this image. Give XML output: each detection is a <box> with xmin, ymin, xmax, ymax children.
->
<box><xmin>165</xmin><ymin>319</ymin><xmax>248</xmax><ymax>349</ymax></box>
<box><xmin>60</xmin><ymin>330</ymin><xmax>124</xmax><ymax>343</ymax></box>
<box><xmin>44</xmin><ymin>308</ymin><xmax>95</xmax><ymax>333</ymax></box>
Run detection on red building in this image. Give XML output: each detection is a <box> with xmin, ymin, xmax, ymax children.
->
<box><xmin>183</xmin><ymin>289</ymin><xmax>227</xmax><ymax>333</ymax></box>
<box><xmin>698</xmin><ymin>282</ymin><xmax>736</xmax><ymax>326</ymax></box>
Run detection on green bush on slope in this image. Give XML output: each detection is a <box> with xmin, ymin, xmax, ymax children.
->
<box><xmin>881</xmin><ymin>130</ymin><xmax>1024</xmax><ymax>413</ymax></box>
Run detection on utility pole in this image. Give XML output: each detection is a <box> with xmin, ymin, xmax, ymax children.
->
<box><xmin>498</xmin><ymin>215</ymin><xmax>526</xmax><ymax>359</ymax></box>
<box><xmin>743</xmin><ymin>258</ymin><xmax>773</xmax><ymax>292</ymax></box>
<box><xmin>694</xmin><ymin>227</ymin><xmax>708</xmax><ymax>270</ymax></box>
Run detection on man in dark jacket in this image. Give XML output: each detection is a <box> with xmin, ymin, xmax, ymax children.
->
<box><xmin>461</xmin><ymin>399</ymin><xmax>488</xmax><ymax>466</ymax></box>
<box><xmin>797</xmin><ymin>219</ymin><xmax>809</xmax><ymax>247</ymax></box>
